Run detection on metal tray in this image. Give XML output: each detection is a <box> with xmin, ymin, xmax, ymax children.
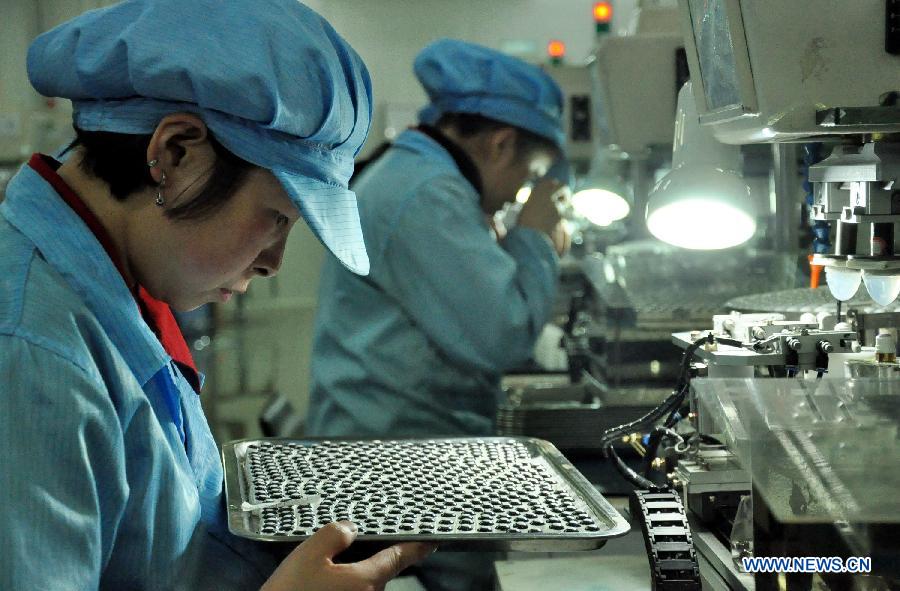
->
<box><xmin>223</xmin><ymin>437</ymin><xmax>629</xmax><ymax>551</ymax></box>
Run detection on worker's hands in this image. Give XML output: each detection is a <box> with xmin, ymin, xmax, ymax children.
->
<box><xmin>517</xmin><ymin>178</ymin><xmax>571</xmax><ymax>256</ymax></box>
<box><xmin>260</xmin><ymin>521</ymin><xmax>436</xmax><ymax>591</ymax></box>
<box><xmin>486</xmin><ymin>213</ymin><xmax>507</xmax><ymax>241</ymax></box>
<box><xmin>549</xmin><ymin>220</ymin><xmax>571</xmax><ymax>257</ymax></box>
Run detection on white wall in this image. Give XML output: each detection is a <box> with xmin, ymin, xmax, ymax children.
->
<box><xmin>0</xmin><ymin>0</ymin><xmax>41</xmax><ymax>162</ymax></box>
<box><xmin>308</xmin><ymin>0</ymin><xmax>638</xmax><ymax>156</ymax></box>
<box><xmin>0</xmin><ymin>1</ymin><xmax>128</xmax><ymax>162</ymax></box>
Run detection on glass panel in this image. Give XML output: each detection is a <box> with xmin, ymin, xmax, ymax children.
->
<box><xmin>695</xmin><ymin>378</ymin><xmax>900</xmax><ymax>525</ymax></box>
<box><xmin>688</xmin><ymin>0</ymin><xmax>743</xmax><ymax>111</ymax></box>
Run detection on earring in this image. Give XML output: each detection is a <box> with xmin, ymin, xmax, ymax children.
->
<box><xmin>156</xmin><ymin>170</ymin><xmax>166</xmax><ymax>207</ymax></box>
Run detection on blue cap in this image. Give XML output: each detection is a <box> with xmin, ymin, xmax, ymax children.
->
<box><xmin>546</xmin><ymin>157</ymin><xmax>574</xmax><ymax>188</ymax></box>
<box><xmin>27</xmin><ymin>0</ymin><xmax>372</xmax><ymax>274</ymax></box>
<box><xmin>414</xmin><ymin>39</ymin><xmax>566</xmax><ymax>152</ymax></box>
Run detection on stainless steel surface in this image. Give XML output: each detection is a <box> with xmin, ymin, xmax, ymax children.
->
<box><xmin>496</xmin><ymin>496</ymin><xmax>653</xmax><ymax>591</ymax></box>
<box><xmin>223</xmin><ymin>437</ymin><xmax>629</xmax><ymax>550</ymax></box>
<box><xmin>675</xmin><ymin>455</ymin><xmax>750</xmax><ymax>495</ymax></box>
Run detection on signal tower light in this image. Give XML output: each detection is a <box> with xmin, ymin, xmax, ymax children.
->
<box><xmin>593</xmin><ymin>1</ymin><xmax>612</xmax><ymax>34</ymax></box>
<box><xmin>547</xmin><ymin>39</ymin><xmax>566</xmax><ymax>65</ymax></box>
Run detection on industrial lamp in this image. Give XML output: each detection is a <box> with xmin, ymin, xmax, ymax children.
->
<box><xmin>514</xmin><ymin>153</ymin><xmax>630</xmax><ymax>228</ymax></box>
<box><xmin>646</xmin><ymin>82</ymin><xmax>757</xmax><ymax>250</ymax></box>
<box><xmin>571</xmin><ymin>147</ymin><xmax>631</xmax><ymax>227</ymax></box>
<box><xmin>571</xmin><ymin>187</ymin><xmax>630</xmax><ymax>226</ymax></box>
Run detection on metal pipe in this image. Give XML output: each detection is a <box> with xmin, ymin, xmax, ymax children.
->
<box><xmin>772</xmin><ymin>144</ymin><xmax>801</xmax><ymax>253</ymax></box>
<box><xmin>630</xmin><ymin>157</ymin><xmax>653</xmax><ymax>240</ymax></box>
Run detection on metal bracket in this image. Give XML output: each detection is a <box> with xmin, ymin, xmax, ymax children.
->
<box><xmin>817</xmin><ymin>105</ymin><xmax>900</xmax><ymax>128</ymax></box>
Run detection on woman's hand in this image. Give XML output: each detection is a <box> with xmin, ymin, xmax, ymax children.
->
<box><xmin>261</xmin><ymin>522</ymin><xmax>436</xmax><ymax>591</ymax></box>
<box><xmin>517</xmin><ymin>178</ymin><xmax>571</xmax><ymax>255</ymax></box>
<box><xmin>549</xmin><ymin>220</ymin><xmax>571</xmax><ymax>257</ymax></box>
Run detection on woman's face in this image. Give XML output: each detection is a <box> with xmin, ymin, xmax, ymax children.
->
<box><xmin>481</xmin><ymin>149</ymin><xmax>553</xmax><ymax>215</ymax></box>
<box><xmin>469</xmin><ymin>127</ymin><xmax>554</xmax><ymax>215</ymax></box>
<box><xmin>133</xmin><ymin>167</ymin><xmax>299</xmax><ymax>312</ymax></box>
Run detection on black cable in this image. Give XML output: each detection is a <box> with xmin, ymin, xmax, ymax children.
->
<box><xmin>641</xmin><ymin>427</ymin><xmax>667</xmax><ymax>478</ymax></box>
<box><xmin>642</xmin><ymin>424</ymin><xmax>692</xmax><ymax>478</ymax></box>
<box><xmin>699</xmin><ymin>434</ymin><xmax>721</xmax><ymax>445</ymax></box>
<box><xmin>663</xmin><ymin>385</ymin><xmax>689</xmax><ymax>428</ymax></box>
<box><xmin>605</xmin><ymin>441</ymin><xmax>662</xmax><ymax>490</ymax></box>
<box><xmin>600</xmin><ymin>333</ymin><xmax>720</xmax><ymax>490</ymax></box>
<box><xmin>662</xmin><ymin>334</ymin><xmax>728</xmax><ymax>430</ymax></box>
<box><xmin>668</xmin><ymin>336</ymin><xmax>740</xmax><ymax>431</ymax></box>
<box><xmin>674</xmin><ymin>333</ymin><xmax>720</xmax><ymax>391</ymax></box>
<box><xmin>601</xmin><ymin>334</ymin><xmax>713</xmax><ymax>450</ymax></box>
<box><xmin>599</xmin><ymin>388</ymin><xmax>685</xmax><ymax>450</ymax></box>
<box><xmin>642</xmin><ymin>426</ymin><xmax>678</xmax><ymax>477</ymax></box>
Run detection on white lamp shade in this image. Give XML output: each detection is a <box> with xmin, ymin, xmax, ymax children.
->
<box><xmin>572</xmin><ymin>187</ymin><xmax>631</xmax><ymax>226</ymax></box>
<box><xmin>646</xmin><ymin>166</ymin><xmax>757</xmax><ymax>250</ymax></box>
<box><xmin>645</xmin><ymin>81</ymin><xmax>757</xmax><ymax>250</ymax></box>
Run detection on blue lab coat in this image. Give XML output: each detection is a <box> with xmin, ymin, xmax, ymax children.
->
<box><xmin>307</xmin><ymin>128</ymin><xmax>559</xmax><ymax>438</ymax></box>
<box><xmin>0</xmin><ymin>163</ymin><xmax>278</xmax><ymax>589</ymax></box>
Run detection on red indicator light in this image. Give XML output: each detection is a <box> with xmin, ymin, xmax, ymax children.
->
<box><xmin>547</xmin><ymin>39</ymin><xmax>566</xmax><ymax>59</ymax></box>
<box><xmin>593</xmin><ymin>1</ymin><xmax>612</xmax><ymax>23</ymax></box>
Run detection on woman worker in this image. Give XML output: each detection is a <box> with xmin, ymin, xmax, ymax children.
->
<box><xmin>0</xmin><ymin>1</ymin><xmax>433</xmax><ymax>589</ymax></box>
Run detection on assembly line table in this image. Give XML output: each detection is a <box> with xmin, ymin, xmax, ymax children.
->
<box><xmin>494</xmin><ymin>496</ymin><xmax>651</xmax><ymax>591</ymax></box>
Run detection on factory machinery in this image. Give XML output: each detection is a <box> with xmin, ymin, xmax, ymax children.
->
<box><xmin>655</xmin><ymin>308</ymin><xmax>900</xmax><ymax>590</ymax></box>
<box><xmin>503</xmin><ymin>1</ymin><xmax>900</xmax><ymax>589</ymax></box>
<box><xmin>607</xmin><ymin>1</ymin><xmax>900</xmax><ymax>589</ymax></box>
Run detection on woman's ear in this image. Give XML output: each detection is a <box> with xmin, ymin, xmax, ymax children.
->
<box><xmin>483</xmin><ymin>126</ymin><xmax>518</xmax><ymax>168</ymax></box>
<box><xmin>145</xmin><ymin>113</ymin><xmax>213</xmax><ymax>184</ymax></box>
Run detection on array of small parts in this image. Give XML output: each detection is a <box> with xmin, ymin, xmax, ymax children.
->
<box><xmin>237</xmin><ymin>439</ymin><xmax>606</xmax><ymax>538</ymax></box>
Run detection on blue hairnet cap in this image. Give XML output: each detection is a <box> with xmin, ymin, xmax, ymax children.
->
<box><xmin>415</xmin><ymin>39</ymin><xmax>566</xmax><ymax>153</ymax></box>
<box><xmin>27</xmin><ymin>0</ymin><xmax>372</xmax><ymax>275</ymax></box>
<box><xmin>546</xmin><ymin>157</ymin><xmax>574</xmax><ymax>188</ymax></box>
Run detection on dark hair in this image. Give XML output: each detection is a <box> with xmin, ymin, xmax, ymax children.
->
<box><xmin>69</xmin><ymin>126</ymin><xmax>257</xmax><ymax>221</ymax></box>
<box><xmin>435</xmin><ymin>112</ymin><xmax>559</xmax><ymax>160</ymax></box>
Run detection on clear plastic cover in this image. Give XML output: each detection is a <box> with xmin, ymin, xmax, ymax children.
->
<box><xmin>694</xmin><ymin>378</ymin><xmax>900</xmax><ymax>525</ymax></box>
<box><xmin>583</xmin><ymin>242</ymin><xmax>799</xmax><ymax>319</ymax></box>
